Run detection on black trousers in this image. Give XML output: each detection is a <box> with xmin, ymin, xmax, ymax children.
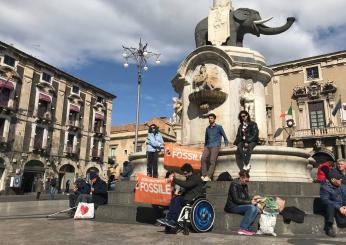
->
<box><xmin>322</xmin><ymin>201</ymin><xmax>346</xmax><ymax>228</ymax></box>
<box><xmin>236</xmin><ymin>142</ymin><xmax>257</xmax><ymax>166</ymax></box>
<box><xmin>147</xmin><ymin>151</ymin><xmax>159</xmax><ymax>178</ymax></box>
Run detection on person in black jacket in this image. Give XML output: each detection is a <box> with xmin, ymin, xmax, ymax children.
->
<box><xmin>68</xmin><ymin>178</ymin><xmax>91</xmax><ymax>217</ymax></box>
<box><xmin>234</xmin><ymin>110</ymin><xmax>259</xmax><ymax>171</ymax></box>
<box><xmin>89</xmin><ymin>172</ymin><xmax>108</xmax><ymax>207</ymax></box>
<box><xmin>224</xmin><ymin>170</ymin><xmax>260</xmax><ymax>236</ymax></box>
<box><xmin>157</xmin><ymin>163</ymin><xmax>204</xmax><ymax>228</ymax></box>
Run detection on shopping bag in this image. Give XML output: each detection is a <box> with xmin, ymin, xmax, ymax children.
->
<box><xmin>74</xmin><ymin>202</ymin><xmax>95</xmax><ymax>219</ymax></box>
<box><xmin>257</xmin><ymin>211</ymin><xmax>278</xmax><ymax>237</ymax></box>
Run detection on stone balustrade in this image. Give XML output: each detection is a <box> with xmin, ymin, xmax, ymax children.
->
<box><xmin>292</xmin><ymin>126</ymin><xmax>346</xmax><ymax>139</ymax></box>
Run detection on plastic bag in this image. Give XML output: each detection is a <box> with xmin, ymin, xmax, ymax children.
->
<box><xmin>74</xmin><ymin>202</ymin><xmax>95</xmax><ymax>219</ymax></box>
<box><xmin>257</xmin><ymin>211</ymin><xmax>278</xmax><ymax>237</ymax></box>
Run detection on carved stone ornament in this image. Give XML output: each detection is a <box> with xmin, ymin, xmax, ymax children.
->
<box><xmin>292</xmin><ymin>85</ymin><xmax>307</xmax><ymax>99</ymax></box>
<box><xmin>240</xmin><ymin>79</ymin><xmax>255</xmax><ymax>120</ymax></box>
<box><xmin>321</xmin><ymin>80</ymin><xmax>337</xmax><ymax>95</ymax></box>
<box><xmin>172</xmin><ymin>97</ymin><xmax>183</xmax><ymax>124</ymax></box>
<box><xmin>68</xmin><ymin>93</ymin><xmax>83</xmax><ymax>105</ymax></box>
<box><xmin>189</xmin><ymin>90</ymin><xmax>227</xmax><ymax>114</ymax></box>
<box><xmin>192</xmin><ymin>64</ymin><xmax>221</xmax><ymax>91</ymax></box>
<box><xmin>0</xmin><ymin>65</ymin><xmax>20</xmax><ymax>82</ymax></box>
<box><xmin>307</xmin><ymin>81</ymin><xmax>321</xmax><ymax>100</ymax></box>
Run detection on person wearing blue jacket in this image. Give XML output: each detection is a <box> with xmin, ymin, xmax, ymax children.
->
<box><xmin>320</xmin><ymin>170</ymin><xmax>346</xmax><ymax>237</ymax></box>
<box><xmin>146</xmin><ymin>124</ymin><xmax>164</xmax><ymax>178</ymax></box>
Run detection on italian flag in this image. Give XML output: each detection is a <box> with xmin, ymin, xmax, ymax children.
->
<box><xmin>280</xmin><ymin>106</ymin><xmax>292</xmax><ymax>118</ymax></box>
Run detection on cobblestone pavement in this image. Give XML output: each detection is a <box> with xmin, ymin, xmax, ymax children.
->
<box><xmin>0</xmin><ymin>201</ymin><xmax>344</xmax><ymax>245</ymax></box>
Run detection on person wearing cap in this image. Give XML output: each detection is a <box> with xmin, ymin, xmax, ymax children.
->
<box><xmin>320</xmin><ymin>170</ymin><xmax>346</xmax><ymax>237</ymax></box>
<box><xmin>201</xmin><ymin>113</ymin><xmax>229</xmax><ymax>181</ymax></box>
<box><xmin>146</xmin><ymin>123</ymin><xmax>164</xmax><ymax>178</ymax></box>
<box><xmin>89</xmin><ymin>171</ymin><xmax>108</xmax><ymax>207</ymax></box>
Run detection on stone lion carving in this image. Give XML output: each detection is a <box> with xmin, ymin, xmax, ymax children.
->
<box><xmin>172</xmin><ymin>97</ymin><xmax>183</xmax><ymax>123</ymax></box>
<box><xmin>193</xmin><ymin>64</ymin><xmax>221</xmax><ymax>91</ymax></box>
<box><xmin>240</xmin><ymin>79</ymin><xmax>255</xmax><ymax>120</ymax></box>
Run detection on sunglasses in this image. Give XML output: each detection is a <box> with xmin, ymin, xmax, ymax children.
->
<box><xmin>241</xmin><ymin>115</ymin><xmax>248</xmax><ymax>118</ymax></box>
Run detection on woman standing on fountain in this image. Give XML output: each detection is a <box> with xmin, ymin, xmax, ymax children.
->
<box><xmin>234</xmin><ymin>110</ymin><xmax>259</xmax><ymax>171</ymax></box>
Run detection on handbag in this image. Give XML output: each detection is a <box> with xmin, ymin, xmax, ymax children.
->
<box><xmin>74</xmin><ymin>202</ymin><xmax>95</xmax><ymax>219</ymax></box>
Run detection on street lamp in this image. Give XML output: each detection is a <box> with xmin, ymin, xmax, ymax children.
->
<box><xmin>122</xmin><ymin>38</ymin><xmax>161</xmax><ymax>152</ymax></box>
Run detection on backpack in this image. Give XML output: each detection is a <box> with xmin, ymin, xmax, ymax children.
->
<box><xmin>217</xmin><ymin>172</ymin><xmax>233</xmax><ymax>181</ymax></box>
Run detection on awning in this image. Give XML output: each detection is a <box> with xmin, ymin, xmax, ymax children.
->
<box><xmin>39</xmin><ymin>93</ymin><xmax>51</xmax><ymax>103</ymax></box>
<box><xmin>0</xmin><ymin>79</ymin><xmax>14</xmax><ymax>90</ymax></box>
<box><xmin>95</xmin><ymin>112</ymin><xmax>105</xmax><ymax>121</ymax></box>
<box><xmin>70</xmin><ymin>104</ymin><xmax>80</xmax><ymax>113</ymax></box>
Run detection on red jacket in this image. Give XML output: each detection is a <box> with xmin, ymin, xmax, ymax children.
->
<box><xmin>316</xmin><ymin>162</ymin><xmax>333</xmax><ymax>182</ymax></box>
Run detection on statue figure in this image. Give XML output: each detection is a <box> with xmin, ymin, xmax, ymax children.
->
<box><xmin>195</xmin><ymin>4</ymin><xmax>295</xmax><ymax>47</ymax></box>
<box><xmin>172</xmin><ymin>97</ymin><xmax>183</xmax><ymax>123</ymax></box>
<box><xmin>240</xmin><ymin>79</ymin><xmax>255</xmax><ymax>120</ymax></box>
<box><xmin>193</xmin><ymin>64</ymin><xmax>221</xmax><ymax>91</ymax></box>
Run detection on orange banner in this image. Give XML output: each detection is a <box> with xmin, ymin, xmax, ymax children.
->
<box><xmin>134</xmin><ymin>174</ymin><xmax>172</xmax><ymax>206</ymax></box>
<box><xmin>164</xmin><ymin>143</ymin><xmax>203</xmax><ymax>170</ymax></box>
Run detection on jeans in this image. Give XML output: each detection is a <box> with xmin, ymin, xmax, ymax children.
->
<box><xmin>229</xmin><ymin>204</ymin><xmax>260</xmax><ymax>230</ymax></box>
<box><xmin>236</xmin><ymin>142</ymin><xmax>257</xmax><ymax>167</ymax></box>
<box><xmin>49</xmin><ymin>187</ymin><xmax>57</xmax><ymax>200</ymax></box>
<box><xmin>147</xmin><ymin>151</ymin><xmax>159</xmax><ymax>178</ymax></box>
<box><xmin>167</xmin><ymin>196</ymin><xmax>185</xmax><ymax>222</ymax></box>
<box><xmin>201</xmin><ymin>147</ymin><xmax>220</xmax><ymax>178</ymax></box>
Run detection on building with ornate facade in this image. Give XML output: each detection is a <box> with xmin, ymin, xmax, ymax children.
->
<box><xmin>0</xmin><ymin>41</ymin><xmax>115</xmax><ymax>193</ymax></box>
<box><xmin>267</xmin><ymin>50</ymin><xmax>346</xmax><ymax>167</ymax></box>
<box><xmin>109</xmin><ymin>117</ymin><xmax>176</xmax><ymax>177</ymax></box>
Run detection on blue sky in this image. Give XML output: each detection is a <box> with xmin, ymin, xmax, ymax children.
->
<box><xmin>1</xmin><ymin>0</ymin><xmax>346</xmax><ymax>126</ymax></box>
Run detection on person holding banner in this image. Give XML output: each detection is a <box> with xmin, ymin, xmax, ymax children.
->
<box><xmin>201</xmin><ymin>113</ymin><xmax>229</xmax><ymax>181</ymax></box>
<box><xmin>146</xmin><ymin>124</ymin><xmax>164</xmax><ymax>178</ymax></box>
<box><xmin>157</xmin><ymin>163</ymin><xmax>204</xmax><ymax>228</ymax></box>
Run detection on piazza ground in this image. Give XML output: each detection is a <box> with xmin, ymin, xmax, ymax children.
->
<box><xmin>0</xmin><ymin>200</ymin><xmax>344</xmax><ymax>245</ymax></box>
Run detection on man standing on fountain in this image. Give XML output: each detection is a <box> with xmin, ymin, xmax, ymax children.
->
<box><xmin>201</xmin><ymin>113</ymin><xmax>229</xmax><ymax>181</ymax></box>
<box><xmin>234</xmin><ymin>110</ymin><xmax>259</xmax><ymax>171</ymax></box>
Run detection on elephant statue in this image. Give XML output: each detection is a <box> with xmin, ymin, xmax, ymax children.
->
<box><xmin>195</xmin><ymin>8</ymin><xmax>296</xmax><ymax>47</ymax></box>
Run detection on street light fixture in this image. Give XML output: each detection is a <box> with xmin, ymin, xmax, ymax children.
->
<box><xmin>122</xmin><ymin>38</ymin><xmax>161</xmax><ymax>152</ymax></box>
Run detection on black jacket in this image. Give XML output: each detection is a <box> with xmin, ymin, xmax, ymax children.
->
<box><xmin>92</xmin><ymin>177</ymin><xmax>108</xmax><ymax>206</ymax></box>
<box><xmin>224</xmin><ymin>179</ymin><xmax>251</xmax><ymax>212</ymax></box>
<box><xmin>234</xmin><ymin>121</ymin><xmax>259</xmax><ymax>145</ymax></box>
<box><xmin>173</xmin><ymin>173</ymin><xmax>204</xmax><ymax>202</ymax></box>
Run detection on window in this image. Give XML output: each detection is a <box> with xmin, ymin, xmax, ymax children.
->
<box><xmin>0</xmin><ymin>118</ymin><xmax>5</xmax><ymax>138</ymax></box>
<box><xmin>42</xmin><ymin>72</ymin><xmax>52</xmax><ymax>83</ymax></box>
<box><xmin>124</xmin><ymin>150</ymin><xmax>128</xmax><ymax>155</ymax></box>
<box><xmin>136</xmin><ymin>144</ymin><xmax>142</xmax><ymax>152</ymax></box>
<box><xmin>306</xmin><ymin>66</ymin><xmax>319</xmax><ymax>81</ymax></box>
<box><xmin>4</xmin><ymin>55</ymin><xmax>16</xmax><ymax>67</ymax></box>
<box><xmin>0</xmin><ymin>88</ymin><xmax>11</xmax><ymax>107</ymax></box>
<box><xmin>110</xmin><ymin>147</ymin><xmax>117</xmax><ymax>157</ymax></box>
<box><xmin>308</xmin><ymin>101</ymin><xmax>326</xmax><ymax>129</ymax></box>
<box><xmin>34</xmin><ymin>126</ymin><xmax>44</xmax><ymax>149</ymax></box>
<box><xmin>97</xmin><ymin>96</ymin><xmax>104</xmax><ymax>103</ymax></box>
<box><xmin>72</xmin><ymin>85</ymin><xmax>80</xmax><ymax>94</ymax></box>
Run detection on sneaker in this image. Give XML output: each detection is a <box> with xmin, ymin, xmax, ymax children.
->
<box><xmin>243</xmin><ymin>165</ymin><xmax>248</xmax><ymax>171</ymax></box>
<box><xmin>156</xmin><ymin>218</ymin><xmax>168</xmax><ymax>226</ymax></box>
<box><xmin>204</xmin><ymin>176</ymin><xmax>211</xmax><ymax>182</ymax></box>
<box><xmin>201</xmin><ymin>176</ymin><xmax>206</xmax><ymax>181</ymax></box>
<box><xmin>166</xmin><ymin>219</ymin><xmax>177</xmax><ymax>228</ymax></box>
<box><xmin>238</xmin><ymin>229</ymin><xmax>256</xmax><ymax>236</ymax></box>
<box><xmin>326</xmin><ymin>226</ymin><xmax>336</xmax><ymax>237</ymax></box>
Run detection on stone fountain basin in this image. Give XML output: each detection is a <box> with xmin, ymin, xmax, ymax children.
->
<box><xmin>129</xmin><ymin>145</ymin><xmax>312</xmax><ymax>182</ymax></box>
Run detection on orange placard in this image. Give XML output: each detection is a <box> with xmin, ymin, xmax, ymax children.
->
<box><xmin>164</xmin><ymin>143</ymin><xmax>203</xmax><ymax>170</ymax></box>
<box><xmin>134</xmin><ymin>174</ymin><xmax>172</xmax><ymax>206</ymax></box>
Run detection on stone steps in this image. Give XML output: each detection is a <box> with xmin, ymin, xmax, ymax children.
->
<box><xmin>96</xmin><ymin>203</ymin><xmax>346</xmax><ymax>236</ymax></box>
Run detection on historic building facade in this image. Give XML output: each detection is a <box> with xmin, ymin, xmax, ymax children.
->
<box><xmin>109</xmin><ymin>117</ymin><xmax>176</xmax><ymax>177</ymax></box>
<box><xmin>266</xmin><ymin>50</ymin><xmax>346</xmax><ymax>166</ymax></box>
<box><xmin>0</xmin><ymin>41</ymin><xmax>115</xmax><ymax>192</ymax></box>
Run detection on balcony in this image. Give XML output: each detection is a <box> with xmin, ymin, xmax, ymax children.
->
<box><xmin>33</xmin><ymin>137</ymin><xmax>46</xmax><ymax>153</ymax></box>
<box><xmin>68</xmin><ymin>120</ymin><xmax>81</xmax><ymax>131</ymax></box>
<box><xmin>291</xmin><ymin>126</ymin><xmax>346</xmax><ymax>140</ymax></box>
<box><xmin>66</xmin><ymin>145</ymin><xmax>80</xmax><ymax>159</ymax></box>
<box><xmin>94</xmin><ymin>125</ymin><xmax>105</xmax><ymax>136</ymax></box>
<box><xmin>36</xmin><ymin>109</ymin><xmax>52</xmax><ymax>123</ymax></box>
<box><xmin>92</xmin><ymin>147</ymin><xmax>101</xmax><ymax>160</ymax></box>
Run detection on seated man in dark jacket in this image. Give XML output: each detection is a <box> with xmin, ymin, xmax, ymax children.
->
<box><xmin>68</xmin><ymin>178</ymin><xmax>91</xmax><ymax>217</ymax></box>
<box><xmin>224</xmin><ymin>170</ymin><xmax>260</xmax><ymax>236</ymax></box>
<box><xmin>89</xmin><ymin>172</ymin><xmax>108</xmax><ymax>207</ymax></box>
<box><xmin>157</xmin><ymin>163</ymin><xmax>204</xmax><ymax>228</ymax></box>
<box><xmin>320</xmin><ymin>170</ymin><xmax>346</xmax><ymax>237</ymax></box>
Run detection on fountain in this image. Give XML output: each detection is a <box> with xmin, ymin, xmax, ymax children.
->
<box><xmin>130</xmin><ymin>0</ymin><xmax>312</xmax><ymax>182</ymax></box>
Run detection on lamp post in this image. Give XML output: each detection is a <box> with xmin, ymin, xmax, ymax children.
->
<box><xmin>122</xmin><ymin>39</ymin><xmax>160</xmax><ymax>152</ymax></box>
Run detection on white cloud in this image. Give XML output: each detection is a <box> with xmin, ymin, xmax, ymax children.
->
<box><xmin>0</xmin><ymin>0</ymin><xmax>345</xmax><ymax>67</ymax></box>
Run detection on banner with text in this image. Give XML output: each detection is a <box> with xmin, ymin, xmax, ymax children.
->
<box><xmin>134</xmin><ymin>174</ymin><xmax>172</xmax><ymax>206</ymax></box>
<box><xmin>164</xmin><ymin>144</ymin><xmax>203</xmax><ymax>170</ymax></box>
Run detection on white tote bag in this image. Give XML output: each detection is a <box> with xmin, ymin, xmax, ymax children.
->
<box><xmin>257</xmin><ymin>211</ymin><xmax>278</xmax><ymax>237</ymax></box>
<box><xmin>74</xmin><ymin>202</ymin><xmax>95</xmax><ymax>219</ymax></box>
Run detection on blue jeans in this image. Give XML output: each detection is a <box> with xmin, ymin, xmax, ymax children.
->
<box><xmin>49</xmin><ymin>187</ymin><xmax>57</xmax><ymax>200</ymax></box>
<box><xmin>167</xmin><ymin>196</ymin><xmax>185</xmax><ymax>222</ymax></box>
<box><xmin>230</xmin><ymin>204</ymin><xmax>260</xmax><ymax>230</ymax></box>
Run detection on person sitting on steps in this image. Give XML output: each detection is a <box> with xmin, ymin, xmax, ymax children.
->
<box><xmin>224</xmin><ymin>170</ymin><xmax>261</xmax><ymax>236</ymax></box>
<box><xmin>234</xmin><ymin>110</ymin><xmax>259</xmax><ymax>171</ymax></box>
